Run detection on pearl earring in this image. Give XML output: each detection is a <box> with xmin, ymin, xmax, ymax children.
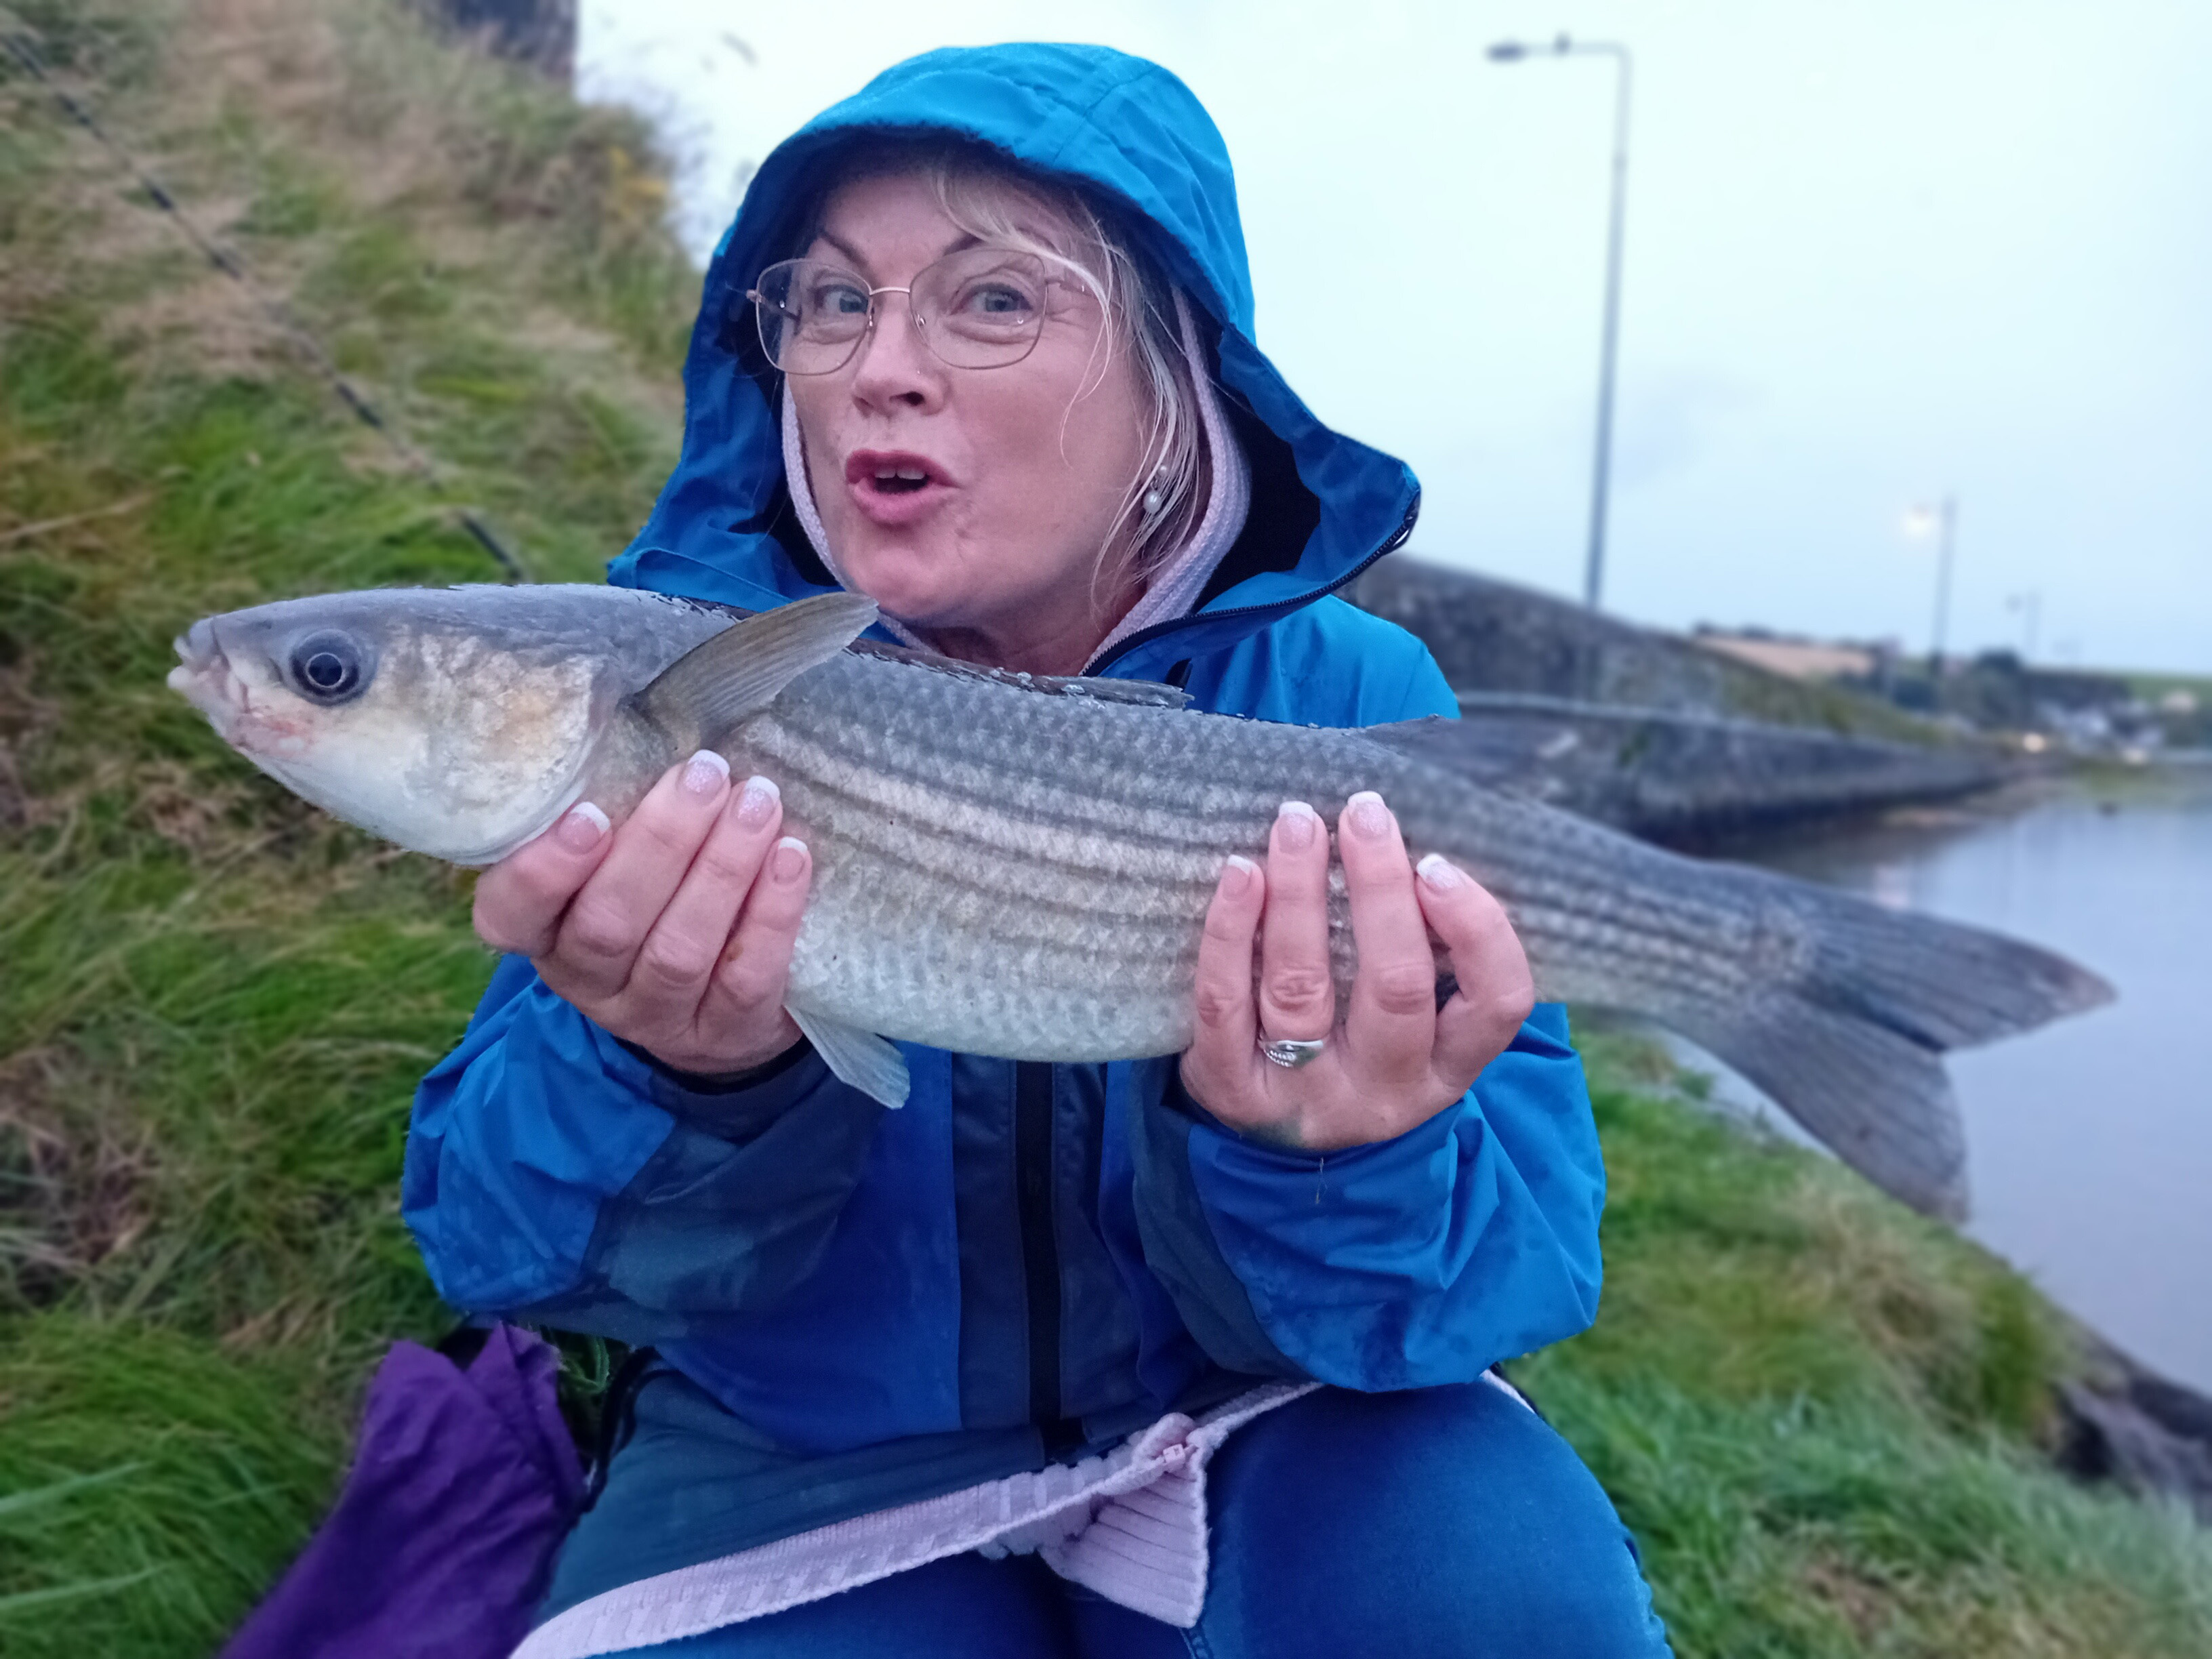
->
<box><xmin>1141</xmin><ymin>471</ymin><xmax>1169</xmax><ymax>519</ymax></box>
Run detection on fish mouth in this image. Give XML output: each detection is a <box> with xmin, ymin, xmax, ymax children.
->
<box><xmin>168</xmin><ymin>617</ymin><xmax>249</xmax><ymax>738</ymax></box>
<box><xmin>172</xmin><ymin>616</ymin><xmax>220</xmax><ymax>676</ymax></box>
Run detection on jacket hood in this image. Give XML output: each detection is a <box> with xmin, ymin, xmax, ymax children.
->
<box><xmin>609</xmin><ymin>42</ymin><xmax>1420</xmax><ymax>679</ymax></box>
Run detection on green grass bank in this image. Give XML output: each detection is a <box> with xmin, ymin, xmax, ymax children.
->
<box><xmin>3</xmin><ymin>3</ymin><xmax>2209</xmax><ymax>1654</ymax></box>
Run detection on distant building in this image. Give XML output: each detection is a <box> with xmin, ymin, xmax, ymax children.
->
<box><xmin>1693</xmin><ymin>631</ymin><xmax>1884</xmax><ymax>682</ymax></box>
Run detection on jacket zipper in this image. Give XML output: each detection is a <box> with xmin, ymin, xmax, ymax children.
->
<box><xmin>1014</xmin><ymin>1060</ymin><xmax>1081</xmax><ymax>1454</ymax></box>
<box><xmin>1018</xmin><ymin>498</ymin><xmax>1420</xmax><ymax>1450</ymax></box>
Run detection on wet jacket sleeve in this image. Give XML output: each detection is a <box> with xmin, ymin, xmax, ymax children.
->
<box><xmin>1128</xmin><ymin>622</ymin><xmax>1606</xmax><ymax>1388</ymax></box>
<box><xmin>1132</xmin><ymin>1009</ymin><xmax>1605</xmax><ymax>1388</ymax></box>
<box><xmin>403</xmin><ymin>955</ymin><xmax>884</xmax><ymax>1342</ymax></box>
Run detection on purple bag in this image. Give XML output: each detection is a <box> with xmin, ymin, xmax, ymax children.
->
<box><xmin>223</xmin><ymin>1326</ymin><xmax>584</xmax><ymax>1659</ymax></box>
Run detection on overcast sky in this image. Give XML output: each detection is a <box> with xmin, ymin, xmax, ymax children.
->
<box><xmin>579</xmin><ymin>1</ymin><xmax>2211</xmax><ymax>674</ymax></box>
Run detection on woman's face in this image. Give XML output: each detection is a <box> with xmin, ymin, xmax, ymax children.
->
<box><xmin>785</xmin><ymin>171</ymin><xmax>1151</xmax><ymax>672</ymax></box>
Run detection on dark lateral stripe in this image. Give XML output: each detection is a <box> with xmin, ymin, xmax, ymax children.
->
<box><xmin>753</xmin><ymin>667</ymin><xmax>1783</xmax><ymax>1019</ymax></box>
<box><xmin>754</xmin><ymin>725</ymin><xmax>1236</xmax><ymax>915</ymax></box>
<box><xmin>765</xmin><ymin>714</ymin><xmax>1285</xmax><ymax>849</ymax></box>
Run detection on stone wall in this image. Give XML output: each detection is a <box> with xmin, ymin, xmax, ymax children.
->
<box><xmin>1352</xmin><ymin>556</ymin><xmax>2012</xmax><ymax>840</ymax></box>
<box><xmin>1391</xmin><ymin>696</ymin><xmax>2009</xmax><ymax>846</ymax></box>
<box><xmin>1351</xmin><ymin>556</ymin><xmax>1940</xmax><ymax>742</ymax></box>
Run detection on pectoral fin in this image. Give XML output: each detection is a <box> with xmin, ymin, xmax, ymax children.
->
<box><xmin>787</xmin><ymin>1004</ymin><xmax>910</xmax><ymax>1109</ymax></box>
<box><xmin>641</xmin><ymin>591</ymin><xmax>880</xmax><ymax>741</ymax></box>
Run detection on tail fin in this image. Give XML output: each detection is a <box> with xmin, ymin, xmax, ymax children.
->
<box><xmin>1357</xmin><ymin>718</ymin><xmax>2114</xmax><ymax>1218</ymax></box>
<box><xmin>1777</xmin><ymin>869</ymin><xmax>2114</xmax><ymax>1051</ymax></box>
<box><xmin>1678</xmin><ymin>996</ymin><xmax>1969</xmax><ymax>1218</ymax></box>
<box><xmin>1676</xmin><ymin>872</ymin><xmax>2113</xmax><ymax>1218</ymax></box>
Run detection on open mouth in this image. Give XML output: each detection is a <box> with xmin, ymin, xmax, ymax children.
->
<box><xmin>843</xmin><ymin>449</ymin><xmax>951</xmax><ymax>526</ymax></box>
<box><xmin>846</xmin><ymin>451</ymin><xmax>947</xmax><ymax>495</ymax></box>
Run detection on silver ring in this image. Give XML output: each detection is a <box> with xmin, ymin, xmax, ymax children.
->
<box><xmin>1259</xmin><ymin>1036</ymin><xmax>1327</xmax><ymax>1069</ymax></box>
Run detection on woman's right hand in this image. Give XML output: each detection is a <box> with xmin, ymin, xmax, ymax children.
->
<box><xmin>472</xmin><ymin>749</ymin><xmax>813</xmax><ymax>1077</ymax></box>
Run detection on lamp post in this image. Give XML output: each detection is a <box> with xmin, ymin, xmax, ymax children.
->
<box><xmin>1488</xmin><ymin>33</ymin><xmax>1633</xmax><ymax>612</ymax></box>
<box><xmin>1903</xmin><ymin>495</ymin><xmax>1959</xmax><ymax>676</ymax></box>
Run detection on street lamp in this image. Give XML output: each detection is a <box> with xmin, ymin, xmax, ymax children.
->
<box><xmin>1902</xmin><ymin>495</ymin><xmax>1960</xmax><ymax>674</ymax></box>
<box><xmin>1488</xmin><ymin>33</ymin><xmax>1633</xmax><ymax>613</ymax></box>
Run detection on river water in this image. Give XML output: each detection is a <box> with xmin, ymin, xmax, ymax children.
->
<box><xmin>1679</xmin><ymin>768</ymin><xmax>2212</xmax><ymax>1391</ymax></box>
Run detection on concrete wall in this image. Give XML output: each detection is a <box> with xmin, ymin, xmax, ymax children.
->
<box><xmin>1383</xmin><ymin>696</ymin><xmax>2008</xmax><ymax>846</ymax></box>
<box><xmin>1352</xmin><ymin>556</ymin><xmax>2011</xmax><ymax>840</ymax></box>
<box><xmin>1351</xmin><ymin>556</ymin><xmax>1940</xmax><ymax>743</ymax></box>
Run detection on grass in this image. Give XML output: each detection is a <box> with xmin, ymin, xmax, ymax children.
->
<box><xmin>2115</xmin><ymin>671</ymin><xmax>2211</xmax><ymax>703</ymax></box>
<box><xmin>2</xmin><ymin>1</ymin><xmax>688</xmax><ymax>1648</ymax></box>
<box><xmin>1702</xmin><ymin>656</ymin><xmax>1954</xmax><ymax>747</ymax></box>
<box><xmin>1</xmin><ymin>3</ymin><xmax>2208</xmax><ymax>1655</ymax></box>
<box><xmin>1521</xmin><ymin>1043</ymin><xmax>2212</xmax><ymax>1656</ymax></box>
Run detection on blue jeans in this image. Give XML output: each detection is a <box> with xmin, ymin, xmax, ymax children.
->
<box><xmin>649</xmin><ymin>1381</ymin><xmax>1671</xmax><ymax>1657</ymax></box>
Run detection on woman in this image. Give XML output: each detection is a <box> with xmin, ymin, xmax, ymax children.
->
<box><xmin>406</xmin><ymin>42</ymin><xmax>1671</xmax><ymax>1658</ymax></box>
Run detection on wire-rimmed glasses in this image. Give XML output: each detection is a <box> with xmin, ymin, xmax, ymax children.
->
<box><xmin>748</xmin><ymin>247</ymin><xmax>1054</xmax><ymax>375</ymax></box>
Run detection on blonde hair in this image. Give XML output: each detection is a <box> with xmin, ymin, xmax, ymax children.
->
<box><xmin>790</xmin><ymin>139</ymin><xmax>1210</xmax><ymax>609</ymax></box>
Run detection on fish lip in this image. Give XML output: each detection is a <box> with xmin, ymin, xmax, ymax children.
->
<box><xmin>173</xmin><ymin>616</ymin><xmax>220</xmax><ymax>674</ymax></box>
<box><xmin>167</xmin><ymin>616</ymin><xmax>244</xmax><ymax>730</ymax></box>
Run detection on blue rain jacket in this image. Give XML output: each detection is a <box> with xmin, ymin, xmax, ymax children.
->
<box><xmin>404</xmin><ymin>42</ymin><xmax>1605</xmax><ymax>1587</ymax></box>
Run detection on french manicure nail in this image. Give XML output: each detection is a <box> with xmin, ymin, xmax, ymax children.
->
<box><xmin>555</xmin><ymin>801</ymin><xmax>610</xmax><ymax>853</ymax></box>
<box><xmin>1276</xmin><ymin>800</ymin><xmax>1319</xmax><ymax>851</ymax></box>
<box><xmin>1222</xmin><ymin>854</ymin><xmax>1259</xmax><ymax>896</ymax></box>
<box><xmin>1347</xmin><ymin>791</ymin><xmax>1389</xmax><ymax>840</ymax></box>
<box><xmin>736</xmin><ymin>774</ymin><xmax>780</xmax><ymax>830</ymax></box>
<box><xmin>682</xmin><ymin>749</ymin><xmax>731</xmax><ymax>798</ymax></box>
<box><xmin>1417</xmin><ymin>853</ymin><xmax>1465</xmax><ymax>890</ymax></box>
<box><xmin>770</xmin><ymin>836</ymin><xmax>808</xmax><ymax>882</ymax></box>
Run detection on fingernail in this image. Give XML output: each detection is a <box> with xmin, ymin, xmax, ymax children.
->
<box><xmin>682</xmin><ymin>749</ymin><xmax>731</xmax><ymax>798</ymax></box>
<box><xmin>1221</xmin><ymin>853</ymin><xmax>1258</xmax><ymax>896</ymax></box>
<box><xmin>770</xmin><ymin>836</ymin><xmax>808</xmax><ymax>882</ymax></box>
<box><xmin>1417</xmin><ymin>853</ymin><xmax>1465</xmax><ymax>890</ymax></box>
<box><xmin>1276</xmin><ymin>800</ymin><xmax>1319</xmax><ymax>851</ymax></box>
<box><xmin>1347</xmin><ymin>791</ymin><xmax>1390</xmax><ymax>840</ymax></box>
<box><xmin>555</xmin><ymin>801</ymin><xmax>609</xmax><ymax>853</ymax></box>
<box><xmin>736</xmin><ymin>774</ymin><xmax>779</xmax><ymax>830</ymax></box>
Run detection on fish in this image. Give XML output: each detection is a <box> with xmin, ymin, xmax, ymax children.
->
<box><xmin>168</xmin><ymin>584</ymin><xmax>2115</xmax><ymax>1220</ymax></box>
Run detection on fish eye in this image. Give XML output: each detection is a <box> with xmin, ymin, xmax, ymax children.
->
<box><xmin>287</xmin><ymin>631</ymin><xmax>372</xmax><ymax>703</ymax></box>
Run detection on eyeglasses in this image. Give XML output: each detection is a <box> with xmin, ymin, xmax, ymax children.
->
<box><xmin>748</xmin><ymin>247</ymin><xmax>1055</xmax><ymax>375</ymax></box>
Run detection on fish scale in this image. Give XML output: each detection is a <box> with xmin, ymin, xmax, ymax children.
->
<box><xmin>724</xmin><ymin>649</ymin><xmax>1809</xmax><ymax>1063</ymax></box>
<box><xmin>737</xmin><ymin>668</ymin><xmax>1247</xmax><ymax>1059</ymax></box>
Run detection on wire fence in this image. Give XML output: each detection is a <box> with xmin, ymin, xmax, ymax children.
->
<box><xmin>0</xmin><ymin>20</ymin><xmax>529</xmax><ymax>581</ymax></box>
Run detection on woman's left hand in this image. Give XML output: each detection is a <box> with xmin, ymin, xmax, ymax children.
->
<box><xmin>1179</xmin><ymin>792</ymin><xmax>1536</xmax><ymax>1152</ymax></box>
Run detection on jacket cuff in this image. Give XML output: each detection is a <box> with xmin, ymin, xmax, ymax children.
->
<box><xmin>616</xmin><ymin>1036</ymin><xmax>833</xmax><ymax>1145</ymax></box>
<box><xmin>1163</xmin><ymin>1066</ymin><xmax>1463</xmax><ymax>1174</ymax></box>
<box><xmin>617</xmin><ymin>1035</ymin><xmax>814</xmax><ymax>1093</ymax></box>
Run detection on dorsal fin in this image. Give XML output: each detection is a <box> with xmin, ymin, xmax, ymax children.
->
<box><xmin>848</xmin><ymin>637</ymin><xmax>1191</xmax><ymax>708</ymax></box>
<box><xmin>640</xmin><ymin>591</ymin><xmax>879</xmax><ymax>741</ymax></box>
<box><xmin>1355</xmin><ymin>714</ymin><xmax>1536</xmax><ymax>787</ymax></box>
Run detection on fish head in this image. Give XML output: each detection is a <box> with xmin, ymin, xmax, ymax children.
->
<box><xmin>169</xmin><ymin>588</ymin><xmax>615</xmax><ymax>864</ymax></box>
